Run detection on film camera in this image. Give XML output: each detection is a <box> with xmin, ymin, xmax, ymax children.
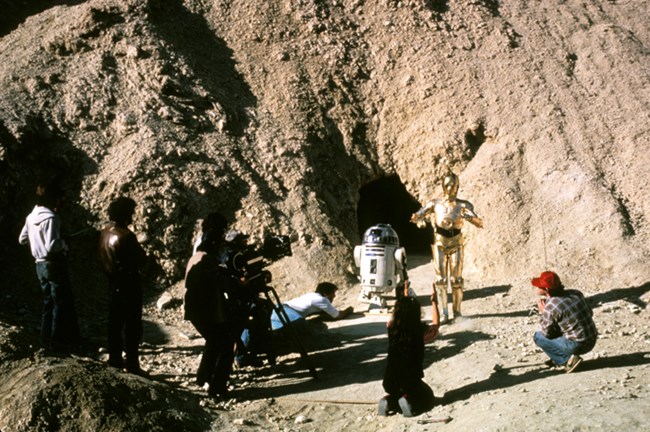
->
<box><xmin>220</xmin><ymin>231</ymin><xmax>316</xmax><ymax>377</ymax></box>
<box><xmin>221</xmin><ymin>231</ymin><xmax>292</xmax><ymax>291</ymax></box>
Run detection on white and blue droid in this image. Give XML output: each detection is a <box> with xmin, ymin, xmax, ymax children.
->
<box><xmin>354</xmin><ymin>223</ymin><xmax>411</xmax><ymax>310</ymax></box>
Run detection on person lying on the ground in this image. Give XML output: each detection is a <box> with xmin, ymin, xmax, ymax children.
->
<box><xmin>270</xmin><ymin>281</ymin><xmax>353</xmax><ymax>330</ymax></box>
<box><xmin>236</xmin><ymin>281</ymin><xmax>353</xmax><ymax>367</ymax></box>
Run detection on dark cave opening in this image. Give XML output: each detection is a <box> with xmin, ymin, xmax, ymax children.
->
<box><xmin>356</xmin><ymin>175</ymin><xmax>433</xmax><ymax>256</ymax></box>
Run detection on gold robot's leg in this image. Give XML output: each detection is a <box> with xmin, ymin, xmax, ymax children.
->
<box><xmin>432</xmin><ymin>244</ymin><xmax>449</xmax><ymax>321</ymax></box>
<box><xmin>450</xmin><ymin>244</ymin><xmax>465</xmax><ymax>317</ymax></box>
<box><xmin>452</xmin><ymin>283</ymin><xmax>463</xmax><ymax>316</ymax></box>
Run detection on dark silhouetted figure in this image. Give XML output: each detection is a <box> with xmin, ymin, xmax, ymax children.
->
<box><xmin>184</xmin><ymin>212</ymin><xmax>237</xmax><ymax>400</ymax></box>
<box><xmin>379</xmin><ymin>296</ymin><xmax>435</xmax><ymax>417</ymax></box>
<box><xmin>98</xmin><ymin>197</ymin><xmax>147</xmax><ymax>375</ymax></box>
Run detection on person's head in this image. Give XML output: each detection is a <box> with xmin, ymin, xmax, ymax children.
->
<box><xmin>442</xmin><ymin>171</ymin><xmax>459</xmax><ymax>199</ymax></box>
<box><xmin>531</xmin><ymin>271</ymin><xmax>564</xmax><ymax>296</ymax></box>
<box><xmin>389</xmin><ymin>296</ymin><xmax>422</xmax><ymax>335</ymax></box>
<box><xmin>201</xmin><ymin>212</ymin><xmax>229</xmax><ymax>234</ymax></box>
<box><xmin>315</xmin><ymin>282</ymin><xmax>338</xmax><ymax>302</ymax></box>
<box><xmin>197</xmin><ymin>212</ymin><xmax>228</xmax><ymax>254</ymax></box>
<box><xmin>108</xmin><ymin>196</ymin><xmax>136</xmax><ymax>226</ymax></box>
<box><xmin>35</xmin><ymin>181</ymin><xmax>64</xmax><ymax>211</ymax></box>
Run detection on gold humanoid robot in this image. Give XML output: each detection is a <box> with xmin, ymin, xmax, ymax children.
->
<box><xmin>411</xmin><ymin>172</ymin><xmax>483</xmax><ymax>323</ymax></box>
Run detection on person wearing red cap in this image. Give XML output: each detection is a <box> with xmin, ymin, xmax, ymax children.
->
<box><xmin>532</xmin><ymin>271</ymin><xmax>598</xmax><ymax>373</ymax></box>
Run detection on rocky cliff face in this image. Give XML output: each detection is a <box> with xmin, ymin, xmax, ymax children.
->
<box><xmin>1</xmin><ymin>1</ymin><xmax>649</xmax><ymax>431</ymax></box>
<box><xmin>1</xmin><ymin>0</ymin><xmax>648</xmax><ymax>296</ymax></box>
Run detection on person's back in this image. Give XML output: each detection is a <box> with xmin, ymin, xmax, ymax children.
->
<box><xmin>98</xmin><ymin>196</ymin><xmax>146</xmax><ymax>374</ymax></box>
<box><xmin>385</xmin><ymin>312</ymin><xmax>425</xmax><ymax>388</ymax></box>
<box><xmin>380</xmin><ymin>297</ymin><xmax>434</xmax><ymax>417</ymax></box>
<box><xmin>284</xmin><ymin>291</ymin><xmax>339</xmax><ymax>319</ymax></box>
<box><xmin>542</xmin><ymin>289</ymin><xmax>597</xmax><ymax>343</ymax></box>
<box><xmin>184</xmin><ymin>250</ymin><xmax>231</xmax><ymax>324</ymax></box>
<box><xmin>20</xmin><ymin>205</ymin><xmax>67</xmax><ymax>261</ymax></box>
<box><xmin>98</xmin><ymin>222</ymin><xmax>145</xmax><ymax>278</ymax></box>
<box><xmin>271</xmin><ymin>282</ymin><xmax>352</xmax><ymax>331</ymax></box>
<box><xmin>18</xmin><ymin>181</ymin><xmax>80</xmax><ymax>351</ymax></box>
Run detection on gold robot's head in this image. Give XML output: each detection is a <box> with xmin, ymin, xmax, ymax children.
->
<box><xmin>442</xmin><ymin>172</ymin><xmax>459</xmax><ymax>198</ymax></box>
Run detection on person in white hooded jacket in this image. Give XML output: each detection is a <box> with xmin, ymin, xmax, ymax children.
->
<box><xmin>19</xmin><ymin>182</ymin><xmax>80</xmax><ymax>351</ymax></box>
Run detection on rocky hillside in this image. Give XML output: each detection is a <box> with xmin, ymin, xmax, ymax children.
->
<box><xmin>2</xmin><ymin>0</ymin><xmax>649</xmax><ymax>294</ymax></box>
<box><xmin>1</xmin><ymin>1</ymin><xmax>649</xmax><ymax>431</ymax></box>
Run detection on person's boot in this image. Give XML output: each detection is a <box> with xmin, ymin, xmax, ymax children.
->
<box><xmin>378</xmin><ymin>395</ymin><xmax>397</xmax><ymax>416</ymax></box>
<box><xmin>564</xmin><ymin>355</ymin><xmax>583</xmax><ymax>373</ymax></box>
<box><xmin>398</xmin><ymin>394</ymin><xmax>414</xmax><ymax>417</ymax></box>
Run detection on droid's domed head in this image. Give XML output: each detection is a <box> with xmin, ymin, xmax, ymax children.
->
<box><xmin>442</xmin><ymin>172</ymin><xmax>459</xmax><ymax>198</ymax></box>
<box><xmin>362</xmin><ymin>224</ymin><xmax>399</xmax><ymax>246</ymax></box>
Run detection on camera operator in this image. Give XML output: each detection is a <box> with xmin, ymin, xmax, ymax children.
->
<box><xmin>220</xmin><ymin>230</ymin><xmax>276</xmax><ymax>368</ymax></box>
<box><xmin>183</xmin><ymin>213</ymin><xmax>237</xmax><ymax>400</ymax></box>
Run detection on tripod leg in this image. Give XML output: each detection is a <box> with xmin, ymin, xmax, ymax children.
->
<box><xmin>264</xmin><ymin>287</ymin><xmax>318</xmax><ymax>379</ymax></box>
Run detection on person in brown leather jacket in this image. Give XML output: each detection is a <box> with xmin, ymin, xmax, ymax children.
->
<box><xmin>98</xmin><ymin>197</ymin><xmax>147</xmax><ymax>374</ymax></box>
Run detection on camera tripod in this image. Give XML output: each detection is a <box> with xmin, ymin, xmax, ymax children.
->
<box><xmin>260</xmin><ymin>285</ymin><xmax>318</xmax><ymax>379</ymax></box>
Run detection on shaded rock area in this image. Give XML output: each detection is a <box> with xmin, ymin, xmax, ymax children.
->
<box><xmin>0</xmin><ymin>0</ymin><xmax>649</xmax><ymax>431</ymax></box>
<box><xmin>0</xmin><ymin>332</ymin><xmax>212</xmax><ymax>432</ymax></box>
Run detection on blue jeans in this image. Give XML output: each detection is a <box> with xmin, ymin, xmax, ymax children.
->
<box><xmin>270</xmin><ymin>305</ymin><xmax>304</xmax><ymax>330</ymax></box>
<box><xmin>235</xmin><ymin>306</ymin><xmax>304</xmax><ymax>362</ymax></box>
<box><xmin>533</xmin><ymin>331</ymin><xmax>596</xmax><ymax>365</ymax></box>
<box><xmin>239</xmin><ymin>306</ymin><xmax>304</xmax><ymax>345</ymax></box>
<box><xmin>36</xmin><ymin>259</ymin><xmax>80</xmax><ymax>348</ymax></box>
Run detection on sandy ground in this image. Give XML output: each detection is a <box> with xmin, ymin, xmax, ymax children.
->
<box><xmin>1</xmin><ymin>254</ymin><xmax>648</xmax><ymax>431</ymax></box>
<box><xmin>138</xmin><ymin>255</ymin><xmax>648</xmax><ymax>431</ymax></box>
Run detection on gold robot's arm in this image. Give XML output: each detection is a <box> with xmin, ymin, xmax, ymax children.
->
<box><xmin>462</xmin><ymin>207</ymin><xmax>484</xmax><ymax>228</ymax></box>
<box><xmin>411</xmin><ymin>202</ymin><xmax>434</xmax><ymax>228</ymax></box>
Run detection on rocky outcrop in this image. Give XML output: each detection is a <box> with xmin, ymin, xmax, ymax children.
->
<box><xmin>1</xmin><ymin>0</ymin><xmax>648</xmax><ymax>296</ymax></box>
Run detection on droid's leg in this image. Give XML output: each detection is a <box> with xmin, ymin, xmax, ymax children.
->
<box><xmin>432</xmin><ymin>244</ymin><xmax>449</xmax><ymax>323</ymax></box>
<box><xmin>451</xmin><ymin>279</ymin><xmax>463</xmax><ymax>317</ymax></box>
<box><xmin>450</xmin><ymin>246</ymin><xmax>465</xmax><ymax>317</ymax></box>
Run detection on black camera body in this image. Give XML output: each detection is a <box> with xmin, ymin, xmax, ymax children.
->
<box><xmin>218</xmin><ymin>232</ymin><xmax>314</xmax><ymax>375</ymax></box>
<box><xmin>221</xmin><ymin>232</ymin><xmax>292</xmax><ymax>292</ymax></box>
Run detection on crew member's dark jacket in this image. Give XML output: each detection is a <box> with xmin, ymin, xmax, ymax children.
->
<box><xmin>98</xmin><ymin>222</ymin><xmax>146</xmax><ymax>280</ymax></box>
<box><xmin>184</xmin><ymin>251</ymin><xmax>233</xmax><ymax>324</ymax></box>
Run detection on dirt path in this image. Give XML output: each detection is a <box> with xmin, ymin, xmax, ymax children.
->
<box><xmin>1</xmin><ymin>255</ymin><xmax>648</xmax><ymax>431</ymax></box>
<box><xmin>154</xmin><ymin>256</ymin><xmax>648</xmax><ymax>431</ymax></box>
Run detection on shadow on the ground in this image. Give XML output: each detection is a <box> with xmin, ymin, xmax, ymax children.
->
<box><xmin>464</xmin><ymin>284</ymin><xmax>512</xmax><ymax>300</ymax></box>
<box><xmin>470</xmin><ymin>309</ymin><xmax>531</xmax><ymax>319</ymax></box>
<box><xmin>588</xmin><ymin>281</ymin><xmax>650</xmax><ymax>308</ymax></box>
<box><xmin>407</xmin><ymin>255</ymin><xmax>434</xmax><ymax>270</ymax></box>
<box><xmin>440</xmin><ymin>351</ymin><xmax>650</xmax><ymax>404</ymax></box>
<box><xmin>233</xmin><ymin>317</ymin><xmax>492</xmax><ymax>401</ymax></box>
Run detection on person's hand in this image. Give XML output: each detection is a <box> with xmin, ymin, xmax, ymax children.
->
<box><xmin>340</xmin><ymin>306</ymin><xmax>354</xmax><ymax>319</ymax></box>
<box><xmin>537</xmin><ymin>297</ymin><xmax>546</xmax><ymax>314</ymax></box>
<box><xmin>423</xmin><ymin>324</ymin><xmax>439</xmax><ymax>343</ymax></box>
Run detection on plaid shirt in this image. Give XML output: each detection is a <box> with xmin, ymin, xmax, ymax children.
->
<box><xmin>540</xmin><ymin>290</ymin><xmax>598</xmax><ymax>342</ymax></box>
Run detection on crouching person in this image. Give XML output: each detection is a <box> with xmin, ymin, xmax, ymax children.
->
<box><xmin>183</xmin><ymin>213</ymin><xmax>236</xmax><ymax>400</ymax></box>
<box><xmin>379</xmin><ymin>296</ymin><xmax>435</xmax><ymax>417</ymax></box>
<box><xmin>532</xmin><ymin>271</ymin><xmax>598</xmax><ymax>373</ymax></box>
